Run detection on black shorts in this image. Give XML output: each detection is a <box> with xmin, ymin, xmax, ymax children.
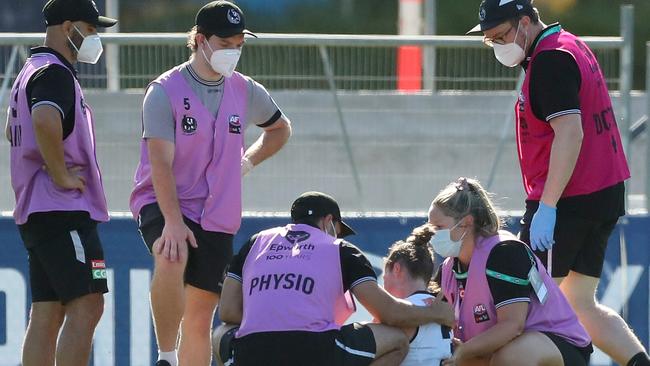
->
<box><xmin>137</xmin><ymin>203</ymin><xmax>233</xmax><ymax>294</ymax></box>
<box><xmin>519</xmin><ymin>202</ymin><xmax>618</xmax><ymax>278</ymax></box>
<box><xmin>230</xmin><ymin>323</ymin><xmax>377</xmax><ymax>366</ymax></box>
<box><xmin>542</xmin><ymin>332</ymin><xmax>592</xmax><ymax>366</ymax></box>
<box><xmin>18</xmin><ymin>211</ymin><xmax>108</xmax><ymax>304</ymax></box>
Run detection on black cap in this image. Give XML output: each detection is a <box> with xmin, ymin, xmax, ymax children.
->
<box><xmin>467</xmin><ymin>0</ymin><xmax>534</xmax><ymax>34</ymax></box>
<box><xmin>196</xmin><ymin>1</ymin><xmax>257</xmax><ymax>38</ymax></box>
<box><xmin>291</xmin><ymin>191</ymin><xmax>356</xmax><ymax>238</ymax></box>
<box><xmin>43</xmin><ymin>0</ymin><xmax>118</xmax><ymax>28</ymax></box>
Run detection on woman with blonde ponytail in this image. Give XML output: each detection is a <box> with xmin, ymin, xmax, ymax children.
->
<box><xmin>430</xmin><ymin>178</ymin><xmax>592</xmax><ymax>366</ymax></box>
<box><xmin>383</xmin><ymin>224</ymin><xmax>453</xmax><ymax>365</ymax></box>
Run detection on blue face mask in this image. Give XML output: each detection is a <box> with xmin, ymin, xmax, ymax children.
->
<box><xmin>430</xmin><ymin>219</ymin><xmax>467</xmax><ymax>258</ymax></box>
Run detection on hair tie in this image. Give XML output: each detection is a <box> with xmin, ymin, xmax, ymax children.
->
<box><xmin>455</xmin><ymin>177</ymin><xmax>470</xmax><ymax>191</ymax></box>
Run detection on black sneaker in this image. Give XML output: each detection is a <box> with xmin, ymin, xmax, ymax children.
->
<box><xmin>155</xmin><ymin>361</ymin><xmax>172</xmax><ymax>366</ymax></box>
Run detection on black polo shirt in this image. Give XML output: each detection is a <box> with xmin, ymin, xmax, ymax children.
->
<box><xmin>26</xmin><ymin>47</ymin><xmax>77</xmax><ymax>139</ymax></box>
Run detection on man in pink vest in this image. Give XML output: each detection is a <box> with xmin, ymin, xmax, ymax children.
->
<box><xmin>468</xmin><ymin>1</ymin><xmax>648</xmax><ymax>365</ymax></box>
<box><xmin>4</xmin><ymin>0</ymin><xmax>115</xmax><ymax>365</ymax></box>
<box><xmin>215</xmin><ymin>191</ymin><xmax>455</xmax><ymax>366</ymax></box>
<box><xmin>129</xmin><ymin>2</ymin><xmax>291</xmax><ymax>365</ymax></box>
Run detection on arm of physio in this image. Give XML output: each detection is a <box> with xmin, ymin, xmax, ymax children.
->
<box><xmin>345</xmin><ymin>240</ymin><xmax>454</xmax><ymax>328</ymax></box>
<box><xmin>352</xmin><ymin>282</ymin><xmax>455</xmax><ymax>328</ymax></box>
<box><xmin>220</xmin><ymin>276</ymin><xmax>244</xmax><ymax>324</ymax></box>
<box><xmin>220</xmin><ymin>235</ymin><xmax>255</xmax><ymax>325</ymax></box>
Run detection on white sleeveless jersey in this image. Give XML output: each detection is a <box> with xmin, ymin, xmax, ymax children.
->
<box><xmin>401</xmin><ymin>292</ymin><xmax>453</xmax><ymax>366</ymax></box>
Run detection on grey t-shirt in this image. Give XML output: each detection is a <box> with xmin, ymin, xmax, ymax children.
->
<box><xmin>142</xmin><ymin>62</ymin><xmax>283</xmax><ymax>142</ymax></box>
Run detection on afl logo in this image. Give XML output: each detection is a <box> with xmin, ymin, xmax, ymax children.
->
<box><xmin>473</xmin><ymin>303</ymin><xmax>490</xmax><ymax>323</ymax></box>
<box><xmin>227</xmin><ymin>9</ymin><xmax>241</xmax><ymax>24</ymax></box>
<box><xmin>182</xmin><ymin>115</ymin><xmax>198</xmax><ymax>135</ymax></box>
<box><xmin>229</xmin><ymin>115</ymin><xmax>241</xmax><ymax>134</ymax></box>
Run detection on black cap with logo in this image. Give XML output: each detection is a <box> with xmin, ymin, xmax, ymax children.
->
<box><xmin>196</xmin><ymin>1</ymin><xmax>257</xmax><ymax>38</ymax></box>
<box><xmin>43</xmin><ymin>0</ymin><xmax>118</xmax><ymax>28</ymax></box>
<box><xmin>291</xmin><ymin>191</ymin><xmax>356</xmax><ymax>238</ymax></box>
<box><xmin>467</xmin><ymin>0</ymin><xmax>534</xmax><ymax>34</ymax></box>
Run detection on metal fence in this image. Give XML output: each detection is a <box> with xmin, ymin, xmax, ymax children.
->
<box><xmin>0</xmin><ymin>33</ymin><xmax>625</xmax><ymax>92</ymax></box>
<box><xmin>0</xmin><ymin>5</ymin><xmax>645</xmax><ymax>215</ymax></box>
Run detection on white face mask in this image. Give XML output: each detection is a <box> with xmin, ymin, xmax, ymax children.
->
<box><xmin>68</xmin><ymin>25</ymin><xmax>103</xmax><ymax>64</ymax></box>
<box><xmin>430</xmin><ymin>219</ymin><xmax>467</xmax><ymax>258</ymax></box>
<box><xmin>202</xmin><ymin>41</ymin><xmax>241</xmax><ymax>78</ymax></box>
<box><xmin>492</xmin><ymin>22</ymin><xmax>527</xmax><ymax>68</ymax></box>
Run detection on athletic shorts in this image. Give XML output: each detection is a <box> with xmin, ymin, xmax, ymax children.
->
<box><xmin>228</xmin><ymin>323</ymin><xmax>377</xmax><ymax>366</ymax></box>
<box><xmin>542</xmin><ymin>332</ymin><xmax>592</xmax><ymax>366</ymax></box>
<box><xmin>18</xmin><ymin>211</ymin><xmax>108</xmax><ymax>304</ymax></box>
<box><xmin>519</xmin><ymin>203</ymin><xmax>618</xmax><ymax>278</ymax></box>
<box><xmin>137</xmin><ymin>203</ymin><xmax>233</xmax><ymax>294</ymax></box>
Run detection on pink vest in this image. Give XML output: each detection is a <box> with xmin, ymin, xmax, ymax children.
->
<box><xmin>129</xmin><ymin>66</ymin><xmax>247</xmax><ymax>234</ymax></box>
<box><xmin>516</xmin><ymin>29</ymin><xmax>630</xmax><ymax>200</ymax></box>
<box><xmin>441</xmin><ymin>231</ymin><xmax>591</xmax><ymax>348</ymax></box>
<box><xmin>8</xmin><ymin>53</ymin><xmax>108</xmax><ymax>225</ymax></box>
<box><xmin>237</xmin><ymin>224</ymin><xmax>355</xmax><ymax>338</ymax></box>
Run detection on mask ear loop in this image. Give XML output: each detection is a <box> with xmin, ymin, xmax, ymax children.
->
<box><xmin>452</xmin><ymin>216</ymin><xmax>469</xmax><ymax>243</ymax></box>
<box><xmin>320</xmin><ymin>218</ymin><xmax>330</xmax><ymax>236</ymax></box>
<box><xmin>73</xmin><ymin>25</ymin><xmax>86</xmax><ymax>39</ymax></box>
<box><xmin>330</xmin><ymin>220</ymin><xmax>337</xmax><ymax>238</ymax></box>
<box><xmin>513</xmin><ymin>21</ymin><xmax>521</xmax><ymax>44</ymax></box>
<box><xmin>522</xmin><ymin>25</ymin><xmax>529</xmax><ymax>56</ymax></box>
<box><xmin>201</xmin><ymin>37</ymin><xmax>214</xmax><ymax>67</ymax></box>
<box><xmin>517</xmin><ymin>20</ymin><xmax>529</xmax><ymax>55</ymax></box>
<box><xmin>67</xmin><ymin>25</ymin><xmax>84</xmax><ymax>54</ymax></box>
<box><xmin>458</xmin><ymin>227</ymin><xmax>469</xmax><ymax>242</ymax></box>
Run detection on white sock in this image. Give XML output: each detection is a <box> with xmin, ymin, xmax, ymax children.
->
<box><xmin>158</xmin><ymin>350</ymin><xmax>178</xmax><ymax>366</ymax></box>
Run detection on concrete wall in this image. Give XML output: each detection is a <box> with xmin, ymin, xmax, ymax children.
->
<box><xmin>1</xmin><ymin>91</ymin><xmax>647</xmax><ymax>214</ymax></box>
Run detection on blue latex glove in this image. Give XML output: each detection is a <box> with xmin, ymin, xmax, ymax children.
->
<box><xmin>530</xmin><ymin>202</ymin><xmax>556</xmax><ymax>251</ymax></box>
